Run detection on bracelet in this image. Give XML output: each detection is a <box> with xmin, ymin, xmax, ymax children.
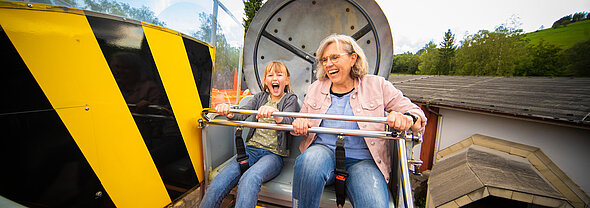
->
<box><xmin>403</xmin><ymin>112</ymin><xmax>418</xmax><ymax>125</ymax></box>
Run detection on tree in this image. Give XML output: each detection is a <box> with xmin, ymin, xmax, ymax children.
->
<box><xmin>572</xmin><ymin>12</ymin><xmax>587</xmax><ymax>23</ymax></box>
<box><xmin>516</xmin><ymin>39</ymin><xmax>562</xmax><ymax>76</ymax></box>
<box><xmin>82</xmin><ymin>0</ymin><xmax>165</xmax><ymax>26</ymax></box>
<box><xmin>417</xmin><ymin>41</ymin><xmax>440</xmax><ymax>75</ymax></box>
<box><xmin>243</xmin><ymin>0</ymin><xmax>263</xmax><ymax>34</ymax></box>
<box><xmin>392</xmin><ymin>52</ymin><xmax>421</xmax><ymax>74</ymax></box>
<box><xmin>561</xmin><ymin>38</ymin><xmax>590</xmax><ymax>77</ymax></box>
<box><xmin>552</xmin><ymin>15</ymin><xmax>572</xmax><ymax>28</ymax></box>
<box><xmin>438</xmin><ymin>29</ymin><xmax>456</xmax><ymax>74</ymax></box>
<box><xmin>454</xmin><ymin>25</ymin><xmax>528</xmax><ymax>76</ymax></box>
<box><xmin>193</xmin><ymin>12</ymin><xmax>240</xmax><ymax>74</ymax></box>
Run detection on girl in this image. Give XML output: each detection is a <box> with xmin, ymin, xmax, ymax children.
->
<box><xmin>199</xmin><ymin>61</ymin><xmax>300</xmax><ymax>208</ymax></box>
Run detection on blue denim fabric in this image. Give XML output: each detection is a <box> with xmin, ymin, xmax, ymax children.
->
<box><xmin>292</xmin><ymin>144</ymin><xmax>390</xmax><ymax>208</ymax></box>
<box><xmin>199</xmin><ymin>146</ymin><xmax>283</xmax><ymax>208</ymax></box>
<box><xmin>315</xmin><ymin>92</ymin><xmax>372</xmax><ymax>160</ymax></box>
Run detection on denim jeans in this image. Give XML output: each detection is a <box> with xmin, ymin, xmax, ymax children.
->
<box><xmin>292</xmin><ymin>144</ymin><xmax>390</xmax><ymax>208</ymax></box>
<box><xmin>199</xmin><ymin>146</ymin><xmax>283</xmax><ymax>208</ymax></box>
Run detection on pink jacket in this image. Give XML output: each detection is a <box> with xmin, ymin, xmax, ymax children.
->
<box><xmin>299</xmin><ymin>75</ymin><xmax>426</xmax><ymax>182</ymax></box>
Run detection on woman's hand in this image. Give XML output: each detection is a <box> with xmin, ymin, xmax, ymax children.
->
<box><xmin>215</xmin><ymin>103</ymin><xmax>234</xmax><ymax>118</ymax></box>
<box><xmin>292</xmin><ymin>118</ymin><xmax>312</xmax><ymax>135</ymax></box>
<box><xmin>387</xmin><ymin>111</ymin><xmax>414</xmax><ymax>131</ymax></box>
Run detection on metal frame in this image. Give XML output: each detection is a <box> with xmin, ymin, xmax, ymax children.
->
<box><xmin>199</xmin><ymin>108</ymin><xmax>416</xmax><ymax>208</ymax></box>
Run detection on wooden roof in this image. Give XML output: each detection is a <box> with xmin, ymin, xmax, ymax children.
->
<box><xmin>388</xmin><ymin>75</ymin><xmax>590</xmax><ymax>128</ymax></box>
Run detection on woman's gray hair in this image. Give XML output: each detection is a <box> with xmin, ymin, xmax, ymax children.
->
<box><xmin>315</xmin><ymin>34</ymin><xmax>368</xmax><ymax>80</ymax></box>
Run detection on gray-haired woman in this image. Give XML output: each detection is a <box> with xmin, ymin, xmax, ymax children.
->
<box><xmin>291</xmin><ymin>34</ymin><xmax>427</xmax><ymax>208</ymax></box>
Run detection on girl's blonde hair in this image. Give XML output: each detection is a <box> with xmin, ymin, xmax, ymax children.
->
<box><xmin>315</xmin><ymin>34</ymin><xmax>368</xmax><ymax>80</ymax></box>
<box><xmin>262</xmin><ymin>61</ymin><xmax>292</xmax><ymax>93</ymax></box>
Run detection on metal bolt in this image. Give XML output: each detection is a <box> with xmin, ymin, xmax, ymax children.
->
<box><xmin>197</xmin><ymin>118</ymin><xmax>204</xmax><ymax>128</ymax></box>
<box><xmin>95</xmin><ymin>191</ymin><xmax>103</xmax><ymax>199</ymax></box>
<box><xmin>85</xmin><ymin>107</ymin><xmax>90</xmax><ymax>111</ymax></box>
<box><xmin>27</xmin><ymin>4</ymin><xmax>33</xmax><ymax>8</ymax></box>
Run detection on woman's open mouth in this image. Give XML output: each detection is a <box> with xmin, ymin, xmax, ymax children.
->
<box><xmin>328</xmin><ymin>69</ymin><xmax>339</xmax><ymax>75</ymax></box>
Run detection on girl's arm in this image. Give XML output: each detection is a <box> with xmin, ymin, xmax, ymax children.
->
<box><xmin>230</xmin><ymin>93</ymin><xmax>264</xmax><ymax>121</ymax></box>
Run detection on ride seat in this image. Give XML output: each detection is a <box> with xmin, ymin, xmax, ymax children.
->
<box><xmin>206</xmin><ymin>95</ymin><xmax>394</xmax><ymax>207</ymax></box>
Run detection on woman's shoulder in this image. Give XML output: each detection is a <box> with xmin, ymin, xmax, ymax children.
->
<box><xmin>361</xmin><ymin>74</ymin><xmax>386</xmax><ymax>82</ymax></box>
<box><xmin>308</xmin><ymin>78</ymin><xmax>331</xmax><ymax>92</ymax></box>
<box><xmin>360</xmin><ymin>75</ymin><xmax>392</xmax><ymax>87</ymax></box>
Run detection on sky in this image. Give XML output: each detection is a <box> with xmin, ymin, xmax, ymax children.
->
<box><xmin>375</xmin><ymin>0</ymin><xmax>590</xmax><ymax>54</ymax></box>
<box><xmin>117</xmin><ymin>0</ymin><xmax>590</xmax><ymax>54</ymax></box>
<box><xmin>118</xmin><ymin>0</ymin><xmax>246</xmax><ymax>47</ymax></box>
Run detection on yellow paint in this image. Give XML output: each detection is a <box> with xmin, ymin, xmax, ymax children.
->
<box><xmin>209</xmin><ymin>46</ymin><xmax>216</xmax><ymax>66</ymax></box>
<box><xmin>0</xmin><ymin>7</ymin><xmax>170</xmax><ymax>207</ymax></box>
<box><xmin>142</xmin><ymin>23</ymin><xmax>206</xmax><ymax>182</ymax></box>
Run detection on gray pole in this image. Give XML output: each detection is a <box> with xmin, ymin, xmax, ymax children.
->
<box><xmin>210</xmin><ymin>0</ymin><xmax>218</xmax><ymax>45</ymax></box>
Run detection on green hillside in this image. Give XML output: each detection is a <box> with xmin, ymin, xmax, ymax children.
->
<box><xmin>524</xmin><ymin>20</ymin><xmax>590</xmax><ymax>49</ymax></box>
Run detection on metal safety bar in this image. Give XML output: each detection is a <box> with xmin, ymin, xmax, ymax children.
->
<box><xmin>200</xmin><ymin>109</ymin><xmax>403</xmax><ymax>140</ymax></box>
<box><xmin>228</xmin><ymin>109</ymin><xmax>390</xmax><ymax>124</ymax></box>
<box><xmin>397</xmin><ymin>139</ymin><xmax>415</xmax><ymax>208</ymax></box>
<box><xmin>199</xmin><ymin>108</ymin><xmax>415</xmax><ymax>208</ymax></box>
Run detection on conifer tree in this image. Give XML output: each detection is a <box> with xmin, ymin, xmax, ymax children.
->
<box><xmin>438</xmin><ymin>29</ymin><xmax>456</xmax><ymax>74</ymax></box>
<box><xmin>243</xmin><ymin>0</ymin><xmax>263</xmax><ymax>34</ymax></box>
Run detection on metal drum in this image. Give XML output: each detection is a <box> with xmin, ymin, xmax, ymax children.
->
<box><xmin>243</xmin><ymin>0</ymin><xmax>393</xmax><ymax>99</ymax></box>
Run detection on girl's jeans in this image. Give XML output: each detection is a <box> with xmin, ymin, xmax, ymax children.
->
<box><xmin>199</xmin><ymin>146</ymin><xmax>283</xmax><ymax>208</ymax></box>
<box><xmin>292</xmin><ymin>144</ymin><xmax>390</xmax><ymax>208</ymax></box>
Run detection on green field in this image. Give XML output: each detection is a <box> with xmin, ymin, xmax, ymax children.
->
<box><xmin>524</xmin><ymin>20</ymin><xmax>590</xmax><ymax>49</ymax></box>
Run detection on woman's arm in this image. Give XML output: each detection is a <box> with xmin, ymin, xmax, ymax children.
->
<box><xmin>381</xmin><ymin>78</ymin><xmax>427</xmax><ymax>133</ymax></box>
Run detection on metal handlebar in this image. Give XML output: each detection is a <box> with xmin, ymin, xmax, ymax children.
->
<box><xmin>228</xmin><ymin>109</ymin><xmax>390</xmax><ymax>123</ymax></box>
<box><xmin>198</xmin><ymin>108</ymin><xmax>416</xmax><ymax>208</ymax></box>
<box><xmin>200</xmin><ymin>108</ymin><xmax>404</xmax><ymax>140</ymax></box>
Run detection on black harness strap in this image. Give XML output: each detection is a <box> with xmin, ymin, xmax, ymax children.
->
<box><xmin>335</xmin><ymin>135</ymin><xmax>348</xmax><ymax>207</ymax></box>
<box><xmin>235</xmin><ymin>127</ymin><xmax>249</xmax><ymax>174</ymax></box>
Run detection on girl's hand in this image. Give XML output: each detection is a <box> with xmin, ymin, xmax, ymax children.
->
<box><xmin>292</xmin><ymin>118</ymin><xmax>312</xmax><ymax>135</ymax></box>
<box><xmin>257</xmin><ymin>106</ymin><xmax>283</xmax><ymax>123</ymax></box>
<box><xmin>387</xmin><ymin>111</ymin><xmax>413</xmax><ymax>131</ymax></box>
<box><xmin>215</xmin><ymin>103</ymin><xmax>234</xmax><ymax>118</ymax></box>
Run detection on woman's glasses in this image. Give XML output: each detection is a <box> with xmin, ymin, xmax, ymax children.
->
<box><xmin>320</xmin><ymin>53</ymin><xmax>351</xmax><ymax>65</ymax></box>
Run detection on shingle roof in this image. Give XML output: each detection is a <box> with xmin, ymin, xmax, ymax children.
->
<box><xmin>388</xmin><ymin>75</ymin><xmax>590</xmax><ymax>128</ymax></box>
<box><xmin>428</xmin><ymin>145</ymin><xmax>568</xmax><ymax>207</ymax></box>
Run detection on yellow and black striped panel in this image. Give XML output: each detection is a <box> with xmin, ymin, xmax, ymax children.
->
<box><xmin>142</xmin><ymin>23</ymin><xmax>207</xmax><ymax>190</ymax></box>
<box><xmin>0</xmin><ymin>24</ymin><xmax>116</xmax><ymax>207</ymax></box>
<box><xmin>0</xmin><ymin>2</ymin><xmax>213</xmax><ymax>207</ymax></box>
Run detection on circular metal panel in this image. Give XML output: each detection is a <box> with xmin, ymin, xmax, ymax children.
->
<box><xmin>243</xmin><ymin>0</ymin><xmax>393</xmax><ymax>100</ymax></box>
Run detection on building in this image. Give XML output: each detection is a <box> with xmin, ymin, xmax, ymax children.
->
<box><xmin>389</xmin><ymin>75</ymin><xmax>590</xmax><ymax>208</ymax></box>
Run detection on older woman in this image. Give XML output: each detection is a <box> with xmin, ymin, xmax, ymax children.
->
<box><xmin>291</xmin><ymin>34</ymin><xmax>427</xmax><ymax>208</ymax></box>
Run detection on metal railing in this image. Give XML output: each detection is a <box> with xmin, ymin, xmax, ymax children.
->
<box><xmin>199</xmin><ymin>108</ymin><xmax>416</xmax><ymax>208</ymax></box>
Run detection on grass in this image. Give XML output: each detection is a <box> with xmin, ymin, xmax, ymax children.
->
<box><xmin>524</xmin><ymin>20</ymin><xmax>590</xmax><ymax>49</ymax></box>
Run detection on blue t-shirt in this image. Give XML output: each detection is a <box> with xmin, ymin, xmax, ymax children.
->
<box><xmin>314</xmin><ymin>90</ymin><xmax>372</xmax><ymax>160</ymax></box>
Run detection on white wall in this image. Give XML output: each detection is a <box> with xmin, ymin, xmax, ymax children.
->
<box><xmin>436</xmin><ymin>108</ymin><xmax>590</xmax><ymax>195</ymax></box>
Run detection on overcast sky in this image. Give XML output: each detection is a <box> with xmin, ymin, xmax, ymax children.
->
<box><xmin>375</xmin><ymin>0</ymin><xmax>590</xmax><ymax>54</ymax></box>
<box><xmin>121</xmin><ymin>0</ymin><xmax>590</xmax><ymax>54</ymax></box>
